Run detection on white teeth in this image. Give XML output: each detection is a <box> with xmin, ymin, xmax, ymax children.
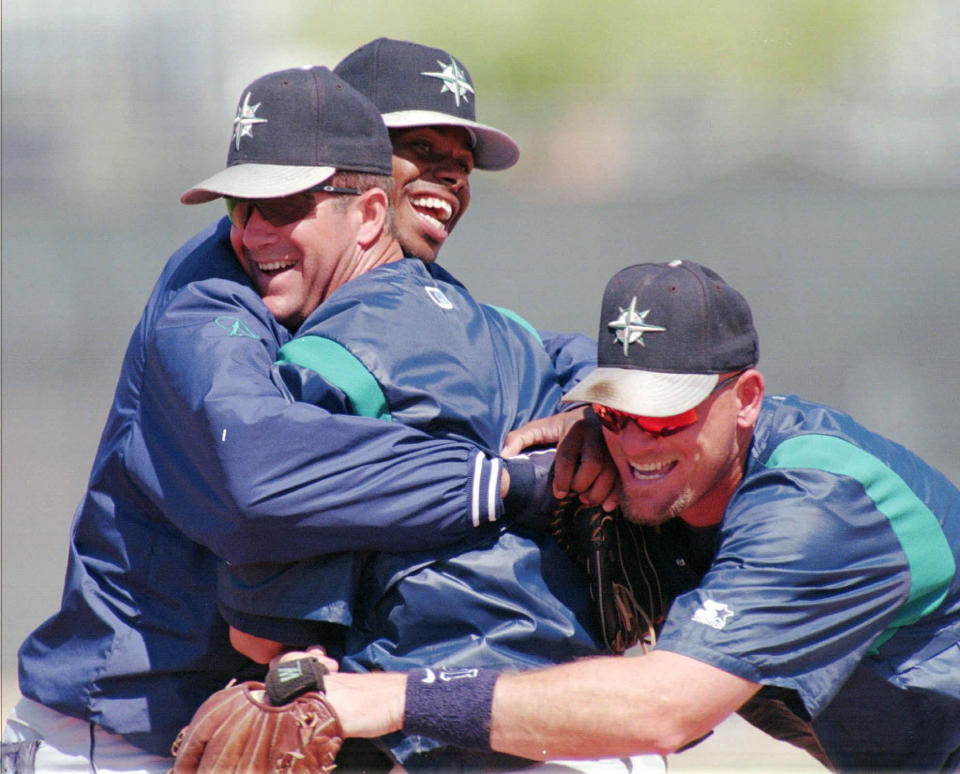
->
<box><xmin>257</xmin><ymin>260</ymin><xmax>296</xmax><ymax>272</ymax></box>
<box><xmin>417</xmin><ymin>211</ymin><xmax>444</xmax><ymax>231</ymax></box>
<box><xmin>411</xmin><ymin>195</ymin><xmax>452</xmax><ymax>222</ymax></box>
<box><xmin>630</xmin><ymin>461</ymin><xmax>674</xmax><ymax>479</ymax></box>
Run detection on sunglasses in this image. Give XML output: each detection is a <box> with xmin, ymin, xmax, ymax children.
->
<box><xmin>225</xmin><ymin>184</ymin><xmax>363</xmax><ymax>228</ymax></box>
<box><xmin>592</xmin><ymin>404</ymin><xmax>699</xmax><ymax>438</ymax></box>
<box><xmin>592</xmin><ymin>372</ymin><xmax>745</xmax><ymax>439</ymax></box>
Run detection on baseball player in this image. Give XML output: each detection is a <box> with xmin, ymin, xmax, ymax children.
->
<box><xmin>1</xmin><ymin>62</ymin><xmax>584</xmax><ymax>773</ymax></box>
<box><xmin>331</xmin><ymin>38</ymin><xmax>597</xmax><ymax>397</ymax></box>
<box><xmin>2</xmin><ymin>41</ymin><xmax>637</xmax><ymax>772</ymax></box>
<box><xmin>177</xmin><ymin>53</ymin><xmax>661</xmax><ymax>772</ymax></box>
<box><xmin>311</xmin><ymin>262</ymin><xmax>960</xmax><ymax>772</ymax></box>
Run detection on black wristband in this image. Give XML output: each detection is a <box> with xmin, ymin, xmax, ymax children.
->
<box><xmin>403</xmin><ymin>668</ymin><xmax>499</xmax><ymax>751</ymax></box>
<box><xmin>503</xmin><ymin>449</ymin><xmax>556</xmax><ymax>530</ymax></box>
<box><xmin>503</xmin><ymin>456</ymin><xmax>536</xmax><ymax>513</ymax></box>
<box><xmin>265</xmin><ymin>656</ymin><xmax>328</xmax><ymax>706</ymax></box>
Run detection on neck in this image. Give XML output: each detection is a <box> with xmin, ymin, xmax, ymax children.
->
<box><xmin>327</xmin><ymin>237</ymin><xmax>404</xmax><ymax>299</ymax></box>
<box><xmin>679</xmin><ymin>444</ymin><xmax>750</xmax><ymax>528</ymax></box>
<box><xmin>352</xmin><ymin>236</ymin><xmax>405</xmax><ymax>277</ymax></box>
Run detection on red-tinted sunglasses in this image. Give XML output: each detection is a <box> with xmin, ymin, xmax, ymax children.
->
<box><xmin>592</xmin><ymin>372</ymin><xmax>744</xmax><ymax>439</ymax></box>
<box><xmin>592</xmin><ymin>404</ymin><xmax>699</xmax><ymax>438</ymax></box>
<box><xmin>225</xmin><ymin>184</ymin><xmax>362</xmax><ymax>228</ymax></box>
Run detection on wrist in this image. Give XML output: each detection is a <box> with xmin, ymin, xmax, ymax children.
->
<box><xmin>403</xmin><ymin>668</ymin><xmax>500</xmax><ymax>751</ymax></box>
<box><xmin>323</xmin><ymin>672</ymin><xmax>406</xmax><ymax>738</ymax></box>
<box><xmin>501</xmin><ymin>449</ymin><xmax>556</xmax><ymax>530</ymax></box>
<box><xmin>503</xmin><ymin>456</ymin><xmax>534</xmax><ymax>511</ymax></box>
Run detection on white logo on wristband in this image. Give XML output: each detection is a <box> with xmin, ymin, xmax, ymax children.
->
<box><xmin>440</xmin><ymin>668</ymin><xmax>479</xmax><ymax>682</ymax></box>
<box><xmin>420</xmin><ymin>667</ymin><xmax>480</xmax><ymax>684</ymax></box>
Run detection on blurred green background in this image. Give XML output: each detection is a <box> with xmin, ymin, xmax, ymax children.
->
<box><xmin>3</xmin><ymin>3</ymin><xmax>958</xmax><ymax>765</ymax></box>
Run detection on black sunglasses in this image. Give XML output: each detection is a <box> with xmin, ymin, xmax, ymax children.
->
<box><xmin>225</xmin><ymin>184</ymin><xmax>363</xmax><ymax>228</ymax></box>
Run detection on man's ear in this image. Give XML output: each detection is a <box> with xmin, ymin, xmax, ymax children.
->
<box><xmin>354</xmin><ymin>187</ymin><xmax>389</xmax><ymax>248</ymax></box>
<box><xmin>736</xmin><ymin>369</ymin><xmax>764</xmax><ymax>430</ymax></box>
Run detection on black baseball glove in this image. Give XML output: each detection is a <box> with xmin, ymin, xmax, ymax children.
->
<box><xmin>551</xmin><ymin>500</ymin><xmax>666</xmax><ymax>654</ymax></box>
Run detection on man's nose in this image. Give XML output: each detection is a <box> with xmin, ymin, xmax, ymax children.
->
<box><xmin>431</xmin><ymin>158</ymin><xmax>468</xmax><ymax>191</ymax></box>
<box><xmin>241</xmin><ymin>207</ymin><xmax>279</xmax><ymax>247</ymax></box>
<box><xmin>617</xmin><ymin>421</ymin><xmax>660</xmax><ymax>452</ymax></box>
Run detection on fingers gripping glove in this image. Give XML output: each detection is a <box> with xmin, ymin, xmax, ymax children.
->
<box><xmin>551</xmin><ymin>500</ymin><xmax>664</xmax><ymax>654</ymax></box>
<box><xmin>170</xmin><ymin>657</ymin><xmax>343</xmax><ymax>774</ymax></box>
<box><xmin>503</xmin><ymin>448</ymin><xmax>557</xmax><ymax>530</ymax></box>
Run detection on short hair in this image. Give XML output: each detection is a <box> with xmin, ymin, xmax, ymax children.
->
<box><xmin>329</xmin><ymin>172</ymin><xmax>397</xmax><ymax>239</ymax></box>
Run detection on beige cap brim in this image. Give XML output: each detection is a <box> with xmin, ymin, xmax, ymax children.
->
<box><xmin>181</xmin><ymin>163</ymin><xmax>338</xmax><ymax>205</ymax></box>
<box><xmin>562</xmin><ymin>368</ymin><xmax>720</xmax><ymax>417</ymax></box>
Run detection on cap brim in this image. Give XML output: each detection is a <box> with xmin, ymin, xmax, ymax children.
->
<box><xmin>181</xmin><ymin>164</ymin><xmax>338</xmax><ymax>205</ymax></box>
<box><xmin>562</xmin><ymin>369</ymin><xmax>720</xmax><ymax>417</ymax></box>
<box><xmin>382</xmin><ymin>110</ymin><xmax>519</xmax><ymax>171</ymax></box>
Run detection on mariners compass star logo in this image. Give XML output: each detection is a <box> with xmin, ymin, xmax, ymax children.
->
<box><xmin>233</xmin><ymin>92</ymin><xmax>268</xmax><ymax>150</ymax></box>
<box><xmin>421</xmin><ymin>57</ymin><xmax>475</xmax><ymax>107</ymax></box>
<box><xmin>608</xmin><ymin>297</ymin><xmax>666</xmax><ymax>355</ymax></box>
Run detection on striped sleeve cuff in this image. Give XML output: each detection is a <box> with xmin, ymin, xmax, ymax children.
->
<box><xmin>469</xmin><ymin>451</ymin><xmax>503</xmax><ymax>528</ymax></box>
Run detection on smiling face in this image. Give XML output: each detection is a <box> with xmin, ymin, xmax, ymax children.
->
<box><xmin>607</xmin><ymin>371</ymin><xmax>763</xmax><ymax>528</ymax></box>
<box><xmin>388</xmin><ymin>126</ymin><xmax>474</xmax><ymax>262</ymax></box>
<box><xmin>229</xmin><ymin>191</ymin><xmax>357</xmax><ymax>330</ymax></box>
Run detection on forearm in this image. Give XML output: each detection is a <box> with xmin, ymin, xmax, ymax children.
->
<box><xmin>144</xmin><ymin>281</ymin><xmax>505</xmax><ymax>563</ymax></box>
<box><xmin>324</xmin><ymin>651</ymin><xmax>758</xmax><ymax>760</ymax></box>
<box><xmin>230</xmin><ymin>627</ymin><xmax>286</xmax><ymax>664</ymax></box>
<box><xmin>489</xmin><ymin>655</ymin><xmax>720</xmax><ymax>759</ymax></box>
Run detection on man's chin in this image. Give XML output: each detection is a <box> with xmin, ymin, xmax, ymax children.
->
<box><xmin>619</xmin><ymin>485</ymin><xmax>690</xmax><ymax>527</ymax></box>
<box><xmin>262</xmin><ymin>298</ymin><xmax>299</xmax><ymax>331</ymax></box>
<box><xmin>398</xmin><ymin>236</ymin><xmax>440</xmax><ymax>264</ymax></box>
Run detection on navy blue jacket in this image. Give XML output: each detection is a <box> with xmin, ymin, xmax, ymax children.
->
<box><xmin>654</xmin><ymin>396</ymin><xmax>960</xmax><ymax>770</ymax></box>
<box><xmin>17</xmin><ymin>219</ymin><xmax>597</xmax><ymax>756</ymax></box>
<box><xmin>217</xmin><ymin>259</ymin><xmax>602</xmax><ymax>765</ymax></box>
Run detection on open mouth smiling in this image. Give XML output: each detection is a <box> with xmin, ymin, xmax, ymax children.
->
<box><xmin>255</xmin><ymin>259</ymin><xmax>297</xmax><ymax>274</ymax></box>
<box><xmin>410</xmin><ymin>194</ymin><xmax>454</xmax><ymax>231</ymax></box>
<box><xmin>629</xmin><ymin>460</ymin><xmax>678</xmax><ymax>481</ymax></box>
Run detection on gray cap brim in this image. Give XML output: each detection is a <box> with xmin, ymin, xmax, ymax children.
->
<box><xmin>382</xmin><ymin>110</ymin><xmax>519</xmax><ymax>171</ymax></box>
<box><xmin>562</xmin><ymin>369</ymin><xmax>720</xmax><ymax>417</ymax></box>
<box><xmin>181</xmin><ymin>163</ymin><xmax>338</xmax><ymax>205</ymax></box>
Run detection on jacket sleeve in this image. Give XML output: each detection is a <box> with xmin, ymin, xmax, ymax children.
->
<box><xmin>134</xmin><ymin>279</ymin><xmax>503</xmax><ymax>565</ymax></box>
<box><xmin>537</xmin><ymin>330</ymin><xmax>597</xmax><ymax>394</ymax></box>
<box><xmin>425</xmin><ymin>264</ymin><xmax>596</xmax><ymax>396</ymax></box>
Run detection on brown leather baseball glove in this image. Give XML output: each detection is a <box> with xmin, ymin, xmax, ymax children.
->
<box><xmin>171</xmin><ymin>657</ymin><xmax>343</xmax><ymax>773</ymax></box>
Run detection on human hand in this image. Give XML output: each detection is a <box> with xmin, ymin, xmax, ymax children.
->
<box><xmin>552</xmin><ymin>410</ymin><xmax>618</xmax><ymax>510</ymax></box>
<box><xmin>170</xmin><ymin>653</ymin><xmax>344</xmax><ymax>774</ymax></box>
<box><xmin>320</xmin><ymin>671</ymin><xmax>407</xmax><ymax>739</ymax></box>
<box><xmin>272</xmin><ymin>646</ymin><xmax>339</xmax><ymax>675</ymax></box>
<box><xmin>501</xmin><ymin>407</ymin><xmax>588</xmax><ymax>458</ymax></box>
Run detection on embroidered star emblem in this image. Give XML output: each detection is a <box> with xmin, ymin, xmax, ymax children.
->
<box><xmin>608</xmin><ymin>297</ymin><xmax>666</xmax><ymax>355</ymax></box>
<box><xmin>421</xmin><ymin>57</ymin><xmax>474</xmax><ymax>107</ymax></box>
<box><xmin>232</xmin><ymin>92</ymin><xmax>268</xmax><ymax>150</ymax></box>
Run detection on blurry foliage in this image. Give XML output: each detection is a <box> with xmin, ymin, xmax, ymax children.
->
<box><xmin>299</xmin><ymin>0</ymin><xmax>905</xmax><ymax>105</ymax></box>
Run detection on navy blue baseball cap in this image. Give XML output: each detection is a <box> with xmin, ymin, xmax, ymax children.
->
<box><xmin>181</xmin><ymin>66</ymin><xmax>393</xmax><ymax>204</ymax></box>
<box><xmin>563</xmin><ymin>261</ymin><xmax>759</xmax><ymax>416</ymax></box>
<box><xmin>334</xmin><ymin>38</ymin><xmax>519</xmax><ymax>171</ymax></box>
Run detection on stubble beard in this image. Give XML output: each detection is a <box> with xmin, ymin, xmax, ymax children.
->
<box><xmin>618</xmin><ymin>480</ymin><xmax>695</xmax><ymax>527</ymax></box>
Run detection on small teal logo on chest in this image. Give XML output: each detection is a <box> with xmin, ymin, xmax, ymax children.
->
<box><xmin>215</xmin><ymin>316</ymin><xmax>260</xmax><ymax>339</ymax></box>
